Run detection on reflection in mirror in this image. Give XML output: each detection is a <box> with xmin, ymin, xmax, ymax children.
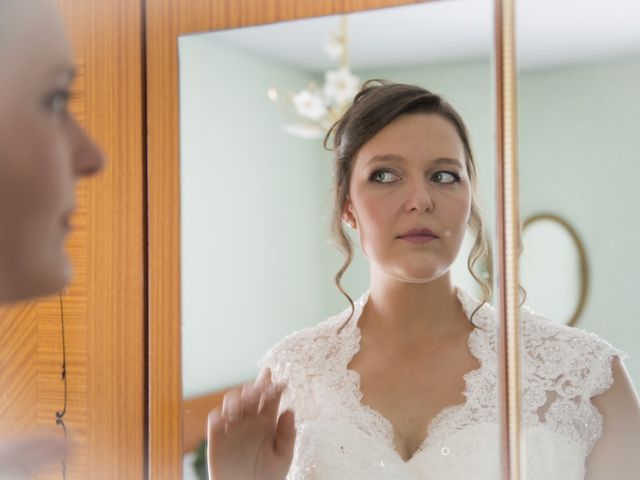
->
<box><xmin>178</xmin><ymin>1</ymin><xmax>500</xmax><ymax>478</ymax></box>
<box><xmin>521</xmin><ymin>213</ymin><xmax>588</xmax><ymax>326</ymax></box>
<box><xmin>517</xmin><ymin>0</ymin><xmax>640</xmax><ymax>477</ymax></box>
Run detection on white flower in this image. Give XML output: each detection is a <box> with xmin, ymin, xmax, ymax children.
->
<box><xmin>323</xmin><ymin>32</ymin><xmax>343</xmax><ymax>61</ymax></box>
<box><xmin>323</xmin><ymin>67</ymin><xmax>360</xmax><ymax>106</ymax></box>
<box><xmin>282</xmin><ymin>124</ymin><xmax>325</xmax><ymax>139</ymax></box>
<box><xmin>292</xmin><ymin>89</ymin><xmax>328</xmax><ymax>121</ymax></box>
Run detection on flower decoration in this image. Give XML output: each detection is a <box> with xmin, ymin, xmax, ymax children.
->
<box><xmin>323</xmin><ymin>67</ymin><xmax>360</xmax><ymax>107</ymax></box>
<box><xmin>292</xmin><ymin>88</ymin><xmax>328</xmax><ymax>121</ymax></box>
<box><xmin>323</xmin><ymin>31</ymin><xmax>343</xmax><ymax>60</ymax></box>
<box><xmin>269</xmin><ymin>16</ymin><xmax>360</xmax><ymax>140</ymax></box>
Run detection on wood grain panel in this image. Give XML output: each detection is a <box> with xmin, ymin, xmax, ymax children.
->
<box><xmin>0</xmin><ymin>0</ymin><xmax>146</xmax><ymax>478</ymax></box>
<box><xmin>34</xmin><ymin>212</ymin><xmax>89</xmax><ymax>480</ymax></box>
<box><xmin>146</xmin><ymin>1</ymin><xmax>425</xmax><ymax>477</ymax></box>
<box><xmin>0</xmin><ymin>304</ymin><xmax>37</xmax><ymax>439</ymax></box>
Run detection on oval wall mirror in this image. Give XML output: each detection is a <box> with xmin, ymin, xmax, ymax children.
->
<box><xmin>520</xmin><ymin>213</ymin><xmax>589</xmax><ymax>326</ymax></box>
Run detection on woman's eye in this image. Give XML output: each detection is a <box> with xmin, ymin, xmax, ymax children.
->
<box><xmin>432</xmin><ymin>171</ymin><xmax>461</xmax><ymax>184</ymax></box>
<box><xmin>44</xmin><ymin>90</ymin><xmax>70</xmax><ymax>115</ymax></box>
<box><xmin>369</xmin><ymin>170</ymin><xmax>399</xmax><ymax>184</ymax></box>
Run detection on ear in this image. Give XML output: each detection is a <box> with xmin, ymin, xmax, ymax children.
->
<box><xmin>341</xmin><ymin>195</ymin><xmax>355</xmax><ymax>224</ymax></box>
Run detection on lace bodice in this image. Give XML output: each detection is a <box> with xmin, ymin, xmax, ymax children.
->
<box><xmin>257</xmin><ymin>287</ymin><xmax>630</xmax><ymax>479</ymax></box>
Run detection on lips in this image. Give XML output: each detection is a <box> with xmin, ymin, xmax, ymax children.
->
<box><xmin>397</xmin><ymin>227</ymin><xmax>438</xmax><ymax>239</ymax></box>
<box><xmin>397</xmin><ymin>227</ymin><xmax>438</xmax><ymax>244</ymax></box>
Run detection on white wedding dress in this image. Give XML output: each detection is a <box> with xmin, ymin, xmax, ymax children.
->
<box><xmin>257</xmin><ymin>287</ymin><xmax>630</xmax><ymax>479</ymax></box>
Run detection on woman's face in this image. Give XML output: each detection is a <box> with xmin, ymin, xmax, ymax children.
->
<box><xmin>0</xmin><ymin>0</ymin><xmax>105</xmax><ymax>303</ymax></box>
<box><xmin>344</xmin><ymin>113</ymin><xmax>472</xmax><ymax>283</ymax></box>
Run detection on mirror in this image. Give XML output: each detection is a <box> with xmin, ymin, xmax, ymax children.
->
<box><xmin>178</xmin><ymin>0</ymin><xmax>498</xmax><ymax>477</ymax></box>
<box><xmin>517</xmin><ymin>0</ymin><xmax>640</xmax><ymax>476</ymax></box>
<box><xmin>517</xmin><ymin>0</ymin><xmax>640</xmax><ymax>377</ymax></box>
<box><xmin>521</xmin><ymin>213</ymin><xmax>588</xmax><ymax>326</ymax></box>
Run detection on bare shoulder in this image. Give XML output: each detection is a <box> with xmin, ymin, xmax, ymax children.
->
<box><xmin>586</xmin><ymin>356</ymin><xmax>640</xmax><ymax>479</ymax></box>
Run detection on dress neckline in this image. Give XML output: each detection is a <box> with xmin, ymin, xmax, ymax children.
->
<box><xmin>340</xmin><ymin>285</ymin><xmax>495</xmax><ymax>464</ymax></box>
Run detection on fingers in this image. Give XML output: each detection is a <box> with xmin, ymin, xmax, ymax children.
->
<box><xmin>212</xmin><ymin>372</ymin><xmax>279</xmax><ymax>429</ymax></box>
<box><xmin>219</xmin><ymin>382</ymin><xmax>264</xmax><ymax>425</ymax></box>
<box><xmin>207</xmin><ymin>407</ymin><xmax>223</xmax><ymax>476</ymax></box>
<box><xmin>27</xmin><ymin>436</ymin><xmax>68</xmax><ymax>463</ymax></box>
<box><xmin>0</xmin><ymin>436</ymin><xmax>69</xmax><ymax>477</ymax></box>
<box><xmin>209</xmin><ymin>371</ymin><xmax>288</xmax><ymax>439</ymax></box>
<box><xmin>221</xmin><ymin>388</ymin><xmax>241</xmax><ymax>424</ymax></box>
<box><xmin>240</xmin><ymin>381</ymin><xmax>262</xmax><ymax>419</ymax></box>
<box><xmin>275</xmin><ymin>409</ymin><xmax>296</xmax><ymax>459</ymax></box>
<box><xmin>207</xmin><ymin>375</ymin><xmax>295</xmax><ymax>480</ymax></box>
<box><xmin>207</xmin><ymin>406</ymin><xmax>225</xmax><ymax>439</ymax></box>
<box><xmin>254</xmin><ymin>367</ymin><xmax>272</xmax><ymax>389</ymax></box>
<box><xmin>258</xmin><ymin>382</ymin><xmax>285</xmax><ymax>416</ymax></box>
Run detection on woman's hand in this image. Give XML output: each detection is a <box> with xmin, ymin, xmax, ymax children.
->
<box><xmin>207</xmin><ymin>368</ymin><xmax>296</xmax><ymax>480</ymax></box>
<box><xmin>0</xmin><ymin>435</ymin><xmax>68</xmax><ymax>478</ymax></box>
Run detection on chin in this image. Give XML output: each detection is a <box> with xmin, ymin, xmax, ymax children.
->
<box><xmin>0</xmin><ymin>274</ymin><xmax>67</xmax><ymax>304</ymax></box>
<box><xmin>53</xmin><ymin>255</ymin><xmax>73</xmax><ymax>291</ymax></box>
<box><xmin>32</xmin><ymin>254</ymin><xmax>73</xmax><ymax>299</ymax></box>
<box><xmin>400</xmin><ymin>273</ymin><xmax>445</xmax><ymax>284</ymax></box>
<box><xmin>0</xmin><ymin>245</ymin><xmax>72</xmax><ymax>304</ymax></box>
<box><xmin>387</xmin><ymin>263</ymin><xmax>448</xmax><ymax>284</ymax></box>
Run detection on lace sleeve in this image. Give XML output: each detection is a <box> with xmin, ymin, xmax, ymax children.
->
<box><xmin>256</xmin><ymin>318</ymin><xmax>342</xmax><ymax>423</ymax></box>
<box><xmin>584</xmin><ymin>338</ymin><xmax>630</xmax><ymax>400</ymax></box>
<box><xmin>521</xmin><ymin>308</ymin><xmax>635</xmax><ymax>460</ymax></box>
<box><xmin>256</xmin><ymin>338</ymin><xmax>296</xmax><ymax>415</ymax></box>
<box><xmin>521</xmin><ymin>308</ymin><xmax>631</xmax><ymax>403</ymax></box>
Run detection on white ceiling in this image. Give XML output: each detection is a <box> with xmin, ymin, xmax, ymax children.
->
<box><xmin>195</xmin><ymin>0</ymin><xmax>640</xmax><ymax>72</ymax></box>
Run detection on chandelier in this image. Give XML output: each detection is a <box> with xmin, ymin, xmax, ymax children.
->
<box><xmin>268</xmin><ymin>16</ymin><xmax>361</xmax><ymax>139</ymax></box>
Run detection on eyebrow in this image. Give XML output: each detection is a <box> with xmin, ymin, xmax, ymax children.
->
<box><xmin>366</xmin><ymin>154</ymin><xmax>464</xmax><ymax>168</ymax></box>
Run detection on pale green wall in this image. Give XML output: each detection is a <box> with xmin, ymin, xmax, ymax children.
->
<box><xmin>179</xmin><ymin>36</ymin><xmax>328</xmax><ymax>397</ymax></box>
<box><xmin>518</xmin><ymin>57</ymin><xmax>640</xmax><ymax>385</ymax></box>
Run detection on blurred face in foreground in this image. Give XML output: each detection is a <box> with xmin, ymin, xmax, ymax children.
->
<box><xmin>0</xmin><ymin>0</ymin><xmax>105</xmax><ymax>303</ymax></box>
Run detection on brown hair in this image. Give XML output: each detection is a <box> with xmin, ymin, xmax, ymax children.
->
<box><xmin>324</xmin><ymin>79</ymin><xmax>493</xmax><ymax>332</ymax></box>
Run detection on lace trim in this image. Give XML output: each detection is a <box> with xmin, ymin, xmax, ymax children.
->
<box><xmin>335</xmin><ymin>287</ymin><xmax>499</xmax><ymax>458</ymax></box>
<box><xmin>519</xmin><ymin>306</ymin><xmax>630</xmax><ymax>457</ymax></box>
<box><xmin>257</xmin><ymin>287</ymin><xmax>630</xmax><ymax>465</ymax></box>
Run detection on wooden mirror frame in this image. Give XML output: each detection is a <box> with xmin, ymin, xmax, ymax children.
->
<box><xmin>145</xmin><ymin>0</ymin><xmax>521</xmax><ymax>478</ymax></box>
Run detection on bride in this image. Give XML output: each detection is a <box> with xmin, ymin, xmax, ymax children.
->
<box><xmin>207</xmin><ymin>81</ymin><xmax>640</xmax><ymax>479</ymax></box>
<box><xmin>0</xmin><ymin>0</ymin><xmax>105</xmax><ymax>475</ymax></box>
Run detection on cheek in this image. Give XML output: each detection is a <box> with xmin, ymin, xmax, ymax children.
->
<box><xmin>353</xmin><ymin>185</ymin><xmax>398</xmax><ymax>225</ymax></box>
<box><xmin>7</xmin><ymin>100</ymin><xmax>69</xmax><ymax>195</ymax></box>
<box><xmin>361</xmin><ymin>196</ymin><xmax>393</xmax><ymax>229</ymax></box>
<box><xmin>438</xmin><ymin>190</ymin><xmax>472</xmax><ymax>246</ymax></box>
<box><xmin>355</xmin><ymin>193</ymin><xmax>416</xmax><ymax>269</ymax></box>
<box><xmin>351</xmin><ymin>189</ymin><xmax>396</xmax><ymax>249</ymax></box>
<box><xmin>0</xmin><ymin>100</ymin><xmax>71</xmax><ymax>270</ymax></box>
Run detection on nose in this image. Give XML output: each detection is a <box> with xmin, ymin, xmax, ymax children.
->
<box><xmin>406</xmin><ymin>177</ymin><xmax>435</xmax><ymax>213</ymax></box>
<box><xmin>71</xmin><ymin>120</ymin><xmax>106</xmax><ymax>178</ymax></box>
